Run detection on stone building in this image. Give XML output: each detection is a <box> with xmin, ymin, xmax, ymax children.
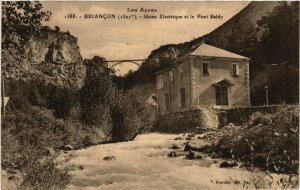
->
<box><xmin>156</xmin><ymin>43</ymin><xmax>250</xmax><ymax>115</ymax></box>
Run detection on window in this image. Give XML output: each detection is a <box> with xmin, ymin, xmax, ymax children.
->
<box><xmin>157</xmin><ymin>75</ymin><xmax>163</xmax><ymax>89</ymax></box>
<box><xmin>164</xmin><ymin>93</ymin><xmax>170</xmax><ymax>111</ymax></box>
<box><xmin>164</xmin><ymin>73</ymin><xmax>169</xmax><ymax>85</ymax></box>
<box><xmin>180</xmin><ymin>88</ymin><xmax>186</xmax><ymax>108</ymax></box>
<box><xmin>215</xmin><ymin>86</ymin><xmax>228</xmax><ymax>105</ymax></box>
<box><xmin>179</xmin><ymin>65</ymin><xmax>183</xmax><ymax>78</ymax></box>
<box><xmin>203</xmin><ymin>62</ymin><xmax>209</xmax><ymax>75</ymax></box>
<box><xmin>169</xmin><ymin>70</ymin><xmax>174</xmax><ymax>82</ymax></box>
<box><xmin>232</xmin><ymin>63</ymin><xmax>240</xmax><ymax>77</ymax></box>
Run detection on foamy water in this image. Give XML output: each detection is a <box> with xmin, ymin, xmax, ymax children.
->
<box><xmin>66</xmin><ymin>133</ymin><xmax>297</xmax><ymax>190</ymax></box>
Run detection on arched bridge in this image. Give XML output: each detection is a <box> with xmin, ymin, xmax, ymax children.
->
<box><xmin>104</xmin><ymin>59</ymin><xmax>146</xmax><ymax>68</ymax></box>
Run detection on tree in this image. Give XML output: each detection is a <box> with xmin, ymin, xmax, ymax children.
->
<box><xmin>226</xmin><ymin>17</ymin><xmax>258</xmax><ymax>59</ymax></box>
<box><xmin>256</xmin><ymin>2</ymin><xmax>299</xmax><ymax>65</ymax></box>
<box><xmin>251</xmin><ymin>2</ymin><xmax>299</xmax><ymax>105</ymax></box>
<box><xmin>2</xmin><ymin>1</ymin><xmax>51</xmax><ymax>51</ymax></box>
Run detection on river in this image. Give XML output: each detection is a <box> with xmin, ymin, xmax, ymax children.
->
<box><xmin>66</xmin><ymin>133</ymin><xmax>295</xmax><ymax>190</ymax></box>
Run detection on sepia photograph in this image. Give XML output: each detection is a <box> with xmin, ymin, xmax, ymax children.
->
<box><xmin>1</xmin><ymin>1</ymin><xmax>299</xmax><ymax>189</ymax></box>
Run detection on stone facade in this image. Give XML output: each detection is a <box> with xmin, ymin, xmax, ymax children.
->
<box><xmin>156</xmin><ymin>44</ymin><xmax>250</xmax><ymax>115</ymax></box>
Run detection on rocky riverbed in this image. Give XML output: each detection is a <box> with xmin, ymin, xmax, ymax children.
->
<box><xmin>65</xmin><ymin>133</ymin><xmax>298</xmax><ymax>190</ymax></box>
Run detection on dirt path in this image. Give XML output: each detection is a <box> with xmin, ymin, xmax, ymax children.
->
<box><xmin>66</xmin><ymin>133</ymin><xmax>295</xmax><ymax>190</ymax></box>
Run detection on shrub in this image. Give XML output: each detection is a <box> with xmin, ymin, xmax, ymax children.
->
<box><xmin>80</xmin><ymin>60</ymin><xmax>155</xmax><ymax>141</ymax></box>
<box><xmin>110</xmin><ymin>91</ymin><xmax>150</xmax><ymax>141</ymax></box>
<box><xmin>2</xmin><ymin>107</ymin><xmax>72</xmax><ymax>189</ymax></box>
<box><xmin>79</xmin><ymin>67</ymin><xmax>115</xmax><ymax>132</ymax></box>
<box><xmin>216</xmin><ymin>106</ymin><xmax>299</xmax><ymax>174</ymax></box>
<box><xmin>19</xmin><ymin>145</ymin><xmax>71</xmax><ymax>190</ymax></box>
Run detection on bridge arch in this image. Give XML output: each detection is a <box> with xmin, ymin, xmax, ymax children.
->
<box><xmin>104</xmin><ymin>59</ymin><xmax>145</xmax><ymax>68</ymax></box>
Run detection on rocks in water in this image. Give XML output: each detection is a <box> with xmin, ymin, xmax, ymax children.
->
<box><xmin>79</xmin><ymin>165</ymin><xmax>84</xmax><ymax>170</ymax></box>
<box><xmin>103</xmin><ymin>156</ymin><xmax>116</xmax><ymax>161</ymax></box>
<box><xmin>8</xmin><ymin>176</ymin><xmax>16</xmax><ymax>180</ymax></box>
<box><xmin>198</xmin><ymin>134</ymin><xmax>206</xmax><ymax>139</ymax></box>
<box><xmin>186</xmin><ymin>151</ymin><xmax>203</xmax><ymax>160</ymax></box>
<box><xmin>174</xmin><ymin>136</ymin><xmax>182</xmax><ymax>140</ymax></box>
<box><xmin>184</xmin><ymin>139</ymin><xmax>212</xmax><ymax>152</ymax></box>
<box><xmin>61</xmin><ymin>144</ymin><xmax>74</xmax><ymax>151</ymax></box>
<box><xmin>219</xmin><ymin>160</ymin><xmax>238</xmax><ymax>168</ymax></box>
<box><xmin>168</xmin><ymin>151</ymin><xmax>178</xmax><ymax>158</ymax></box>
<box><xmin>169</xmin><ymin>144</ymin><xmax>181</xmax><ymax>149</ymax></box>
<box><xmin>168</xmin><ymin>151</ymin><xmax>185</xmax><ymax>158</ymax></box>
<box><xmin>186</xmin><ymin>133</ymin><xmax>195</xmax><ymax>140</ymax></box>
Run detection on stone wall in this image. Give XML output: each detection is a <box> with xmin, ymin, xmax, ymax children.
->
<box><xmin>153</xmin><ymin>105</ymin><xmax>297</xmax><ymax>133</ymax></box>
<box><xmin>218</xmin><ymin>105</ymin><xmax>297</xmax><ymax>126</ymax></box>
<box><xmin>153</xmin><ymin>108</ymin><xmax>218</xmax><ymax>133</ymax></box>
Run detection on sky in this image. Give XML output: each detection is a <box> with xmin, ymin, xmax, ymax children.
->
<box><xmin>42</xmin><ymin>1</ymin><xmax>250</xmax><ymax>75</ymax></box>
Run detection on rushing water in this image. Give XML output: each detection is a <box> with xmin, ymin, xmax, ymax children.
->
<box><xmin>67</xmin><ymin>133</ymin><xmax>298</xmax><ymax>190</ymax></box>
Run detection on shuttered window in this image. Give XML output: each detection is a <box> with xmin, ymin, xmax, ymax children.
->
<box><xmin>232</xmin><ymin>63</ymin><xmax>240</xmax><ymax>77</ymax></box>
<box><xmin>164</xmin><ymin>73</ymin><xmax>169</xmax><ymax>85</ymax></box>
<box><xmin>157</xmin><ymin>75</ymin><xmax>163</xmax><ymax>89</ymax></box>
<box><xmin>179</xmin><ymin>65</ymin><xmax>183</xmax><ymax>78</ymax></box>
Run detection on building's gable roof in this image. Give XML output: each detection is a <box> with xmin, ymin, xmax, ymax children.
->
<box><xmin>155</xmin><ymin>43</ymin><xmax>249</xmax><ymax>75</ymax></box>
<box><xmin>191</xmin><ymin>44</ymin><xmax>249</xmax><ymax>60</ymax></box>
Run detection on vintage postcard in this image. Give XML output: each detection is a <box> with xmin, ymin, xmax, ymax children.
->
<box><xmin>1</xmin><ymin>1</ymin><xmax>299</xmax><ymax>189</ymax></box>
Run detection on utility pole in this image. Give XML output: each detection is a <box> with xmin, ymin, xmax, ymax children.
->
<box><xmin>264</xmin><ymin>85</ymin><xmax>269</xmax><ymax>106</ymax></box>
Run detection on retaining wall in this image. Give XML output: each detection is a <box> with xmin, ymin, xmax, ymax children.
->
<box><xmin>218</xmin><ymin>105</ymin><xmax>297</xmax><ymax>126</ymax></box>
<box><xmin>153</xmin><ymin>105</ymin><xmax>297</xmax><ymax>133</ymax></box>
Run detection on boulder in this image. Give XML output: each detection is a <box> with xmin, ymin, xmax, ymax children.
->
<box><xmin>43</xmin><ymin>147</ymin><xmax>55</xmax><ymax>156</ymax></box>
<box><xmin>219</xmin><ymin>160</ymin><xmax>238</xmax><ymax>168</ymax></box>
<box><xmin>198</xmin><ymin>134</ymin><xmax>206</xmax><ymax>139</ymax></box>
<box><xmin>8</xmin><ymin>176</ymin><xmax>16</xmax><ymax>180</ymax></box>
<box><xmin>168</xmin><ymin>151</ymin><xmax>178</xmax><ymax>158</ymax></box>
<box><xmin>61</xmin><ymin>144</ymin><xmax>74</xmax><ymax>151</ymax></box>
<box><xmin>103</xmin><ymin>156</ymin><xmax>116</xmax><ymax>161</ymax></box>
<box><xmin>169</xmin><ymin>144</ymin><xmax>181</xmax><ymax>149</ymax></box>
<box><xmin>184</xmin><ymin>139</ymin><xmax>212</xmax><ymax>152</ymax></box>
<box><xmin>186</xmin><ymin>151</ymin><xmax>203</xmax><ymax>160</ymax></box>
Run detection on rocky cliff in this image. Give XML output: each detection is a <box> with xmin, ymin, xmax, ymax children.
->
<box><xmin>2</xmin><ymin>26</ymin><xmax>86</xmax><ymax>88</ymax></box>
